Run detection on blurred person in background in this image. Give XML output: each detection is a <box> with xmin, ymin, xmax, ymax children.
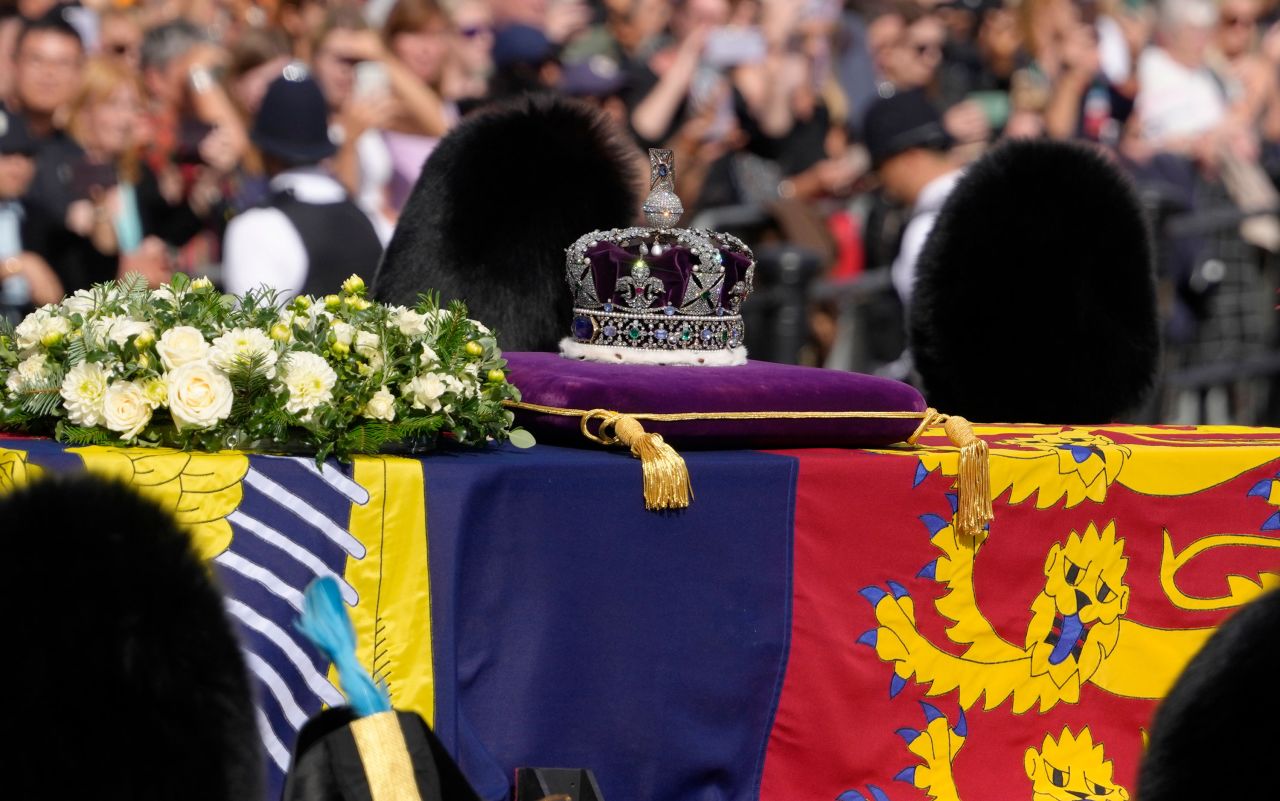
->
<box><xmin>381</xmin><ymin>0</ymin><xmax>459</xmax><ymax>212</ymax></box>
<box><xmin>276</xmin><ymin>0</ymin><xmax>329</xmax><ymax>61</ymax></box>
<box><xmin>11</xmin><ymin>13</ymin><xmax>86</xmax><ymax>242</ymax></box>
<box><xmin>442</xmin><ymin>0</ymin><xmax>495</xmax><ymax>108</ymax></box>
<box><xmin>224</xmin><ymin>27</ymin><xmax>293</xmax><ymax>212</ymax></box>
<box><xmin>1212</xmin><ymin>0</ymin><xmax>1280</xmax><ymax>143</ymax></box>
<box><xmin>488</xmin><ymin>21</ymin><xmax>560</xmax><ymax>98</ymax></box>
<box><xmin>311</xmin><ymin>5</ymin><xmax>450</xmax><ymax>238</ymax></box>
<box><xmin>0</xmin><ymin>103</ymin><xmax>64</xmax><ymax>313</ymax></box>
<box><xmin>53</xmin><ymin>58</ymin><xmax>204</xmax><ymax>291</ymax></box>
<box><xmin>491</xmin><ymin>0</ymin><xmax>592</xmax><ymax>45</ymax></box>
<box><xmin>223</xmin><ymin>70</ymin><xmax>382</xmax><ymax>301</ymax></box>
<box><xmin>97</xmin><ymin>6</ymin><xmax>143</xmax><ymax>71</ymax></box>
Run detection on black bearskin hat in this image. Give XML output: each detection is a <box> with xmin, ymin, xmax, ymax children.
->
<box><xmin>373</xmin><ymin>93</ymin><xmax>641</xmax><ymax>351</ymax></box>
<box><xmin>1138</xmin><ymin>589</ymin><xmax>1280</xmax><ymax>801</ymax></box>
<box><xmin>7</xmin><ymin>474</ymin><xmax>262</xmax><ymax>800</ymax></box>
<box><xmin>909</xmin><ymin>140</ymin><xmax>1159</xmax><ymax>423</ymax></box>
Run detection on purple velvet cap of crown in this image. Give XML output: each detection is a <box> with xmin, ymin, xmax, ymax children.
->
<box><xmin>506</xmin><ymin>351</ymin><xmax>927</xmax><ymax>449</ymax></box>
<box><xmin>584</xmin><ymin>242</ymin><xmax>754</xmax><ymax>312</ymax></box>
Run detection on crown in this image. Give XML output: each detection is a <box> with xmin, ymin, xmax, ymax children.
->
<box><xmin>562</xmin><ymin>149</ymin><xmax>755</xmax><ymax>366</ymax></box>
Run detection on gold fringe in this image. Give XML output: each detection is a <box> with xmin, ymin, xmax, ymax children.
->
<box><xmin>578</xmin><ymin>410</ymin><xmax>692</xmax><ymax>510</ymax></box>
<box><xmin>504</xmin><ymin>401</ymin><xmax>992</xmax><ymax>528</ymax></box>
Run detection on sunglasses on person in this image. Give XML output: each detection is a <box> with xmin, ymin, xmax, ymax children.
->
<box><xmin>1221</xmin><ymin>13</ymin><xmax>1257</xmax><ymax>27</ymax></box>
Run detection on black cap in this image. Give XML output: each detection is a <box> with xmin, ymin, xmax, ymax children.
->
<box><xmin>0</xmin><ymin>106</ymin><xmax>36</xmax><ymax>156</ymax></box>
<box><xmin>862</xmin><ymin>88</ymin><xmax>953</xmax><ymax>169</ymax></box>
<box><xmin>251</xmin><ymin>63</ymin><xmax>336</xmax><ymax>166</ymax></box>
<box><xmin>492</xmin><ymin>24</ymin><xmax>555</xmax><ymax>69</ymax></box>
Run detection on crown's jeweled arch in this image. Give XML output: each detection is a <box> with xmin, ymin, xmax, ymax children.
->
<box><xmin>562</xmin><ymin>150</ymin><xmax>755</xmax><ymax>366</ymax></box>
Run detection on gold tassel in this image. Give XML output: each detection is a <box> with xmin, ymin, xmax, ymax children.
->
<box><xmin>586</xmin><ymin>412</ymin><xmax>692</xmax><ymax>510</ymax></box>
<box><xmin>942</xmin><ymin>416</ymin><xmax>993</xmax><ymax>538</ymax></box>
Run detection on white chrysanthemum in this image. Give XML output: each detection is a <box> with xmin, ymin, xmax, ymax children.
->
<box><xmin>362</xmin><ymin>386</ymin><xmax>396</xmax><ymax>421</ymax></box>
<box><xmin>62</xmin><ymin>289</ymin><xmax>99</xmax><ymax>317</ymax></box>
<box><xmin>6</xmin><ymin>353</ymin><xmax>51</xmax><ymax>392</ymax></box>
<box><xmin>209</xmin><ymin>327</ymin><xmax>279</xmax><ymax>377</ymax></box>
<box><xmin>60</xmin><ymin>361</ymin><xmax>110</xmax><ymax>427</ymax></box>
<box><xmin>281</xmin><ymin>351</ymin><xmax>337</xmax><ymax>416</ymax></box>
<box><xmin>330</xmin><ymin>321</ymin><xmax>356</xmax><ymax>346</ymax></box>
<box><xmin>391</xmin><ymin>307</ymin><xmax>429</xmax><ymax>337</ymax></box>
<box><xmin>102</xmin><ymin>380</ymin><xmax>153</xmax><ymax>439</ymax></box>
<box><xmin>156</xmin><ymin>326</ymin><xmax>211</xmax><ymax>370</ymax></box>
<box><xmin>401</xmin><ymin>372</ymin><xmax>447</xmax><ymax>412</ymax></box>
<box><xmin>167</xmin><ymin>361</ymin><xmax>233</xmax><ymax>430</ymax></box>
<box><xmin>106</xmin><ymin>318</ymin><xmax>154</xmax><ymax>348</ymax></box>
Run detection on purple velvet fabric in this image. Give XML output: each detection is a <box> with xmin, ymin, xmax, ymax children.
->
<box><xmin>505</xmin><ymin>352</ymin><xmax>927</xmax><ymax>449</ymax></box>
<box><xmin>585</xmin><ymin>243</ymin><xmax>754</xmax><ymax>310</ymax></box>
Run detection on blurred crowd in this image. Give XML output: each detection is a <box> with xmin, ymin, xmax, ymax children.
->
<box><xmin>0</xmin><ymin>0</ymin><xmax>1278</xmax><ymax>419</ymax></box>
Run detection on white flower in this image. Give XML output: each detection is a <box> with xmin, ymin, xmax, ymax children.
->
<box><xmin>15</xmin><ymin>308</ymin><xmax>69</xmax><ymax>352</ymax></box>
<box><xmin>401</xmin><ymin>372</ymin><xmax>447</xmax><ymax>412</ymax></box>
<box><xmin>209</xmin><ymin>327</ymin><xmax>279</xmax><ymax>377</ymax></box>
<box><xmin>106</xmin><ymin>318</ymin><xmax>154</xmax><ymax>348</ymax></box>
<box><xmin>60</xmin><ymin>361</ymin><xmax>110</xmax><ymax>427</ymax></box>
<box><xmin>62</xmin><ymin>289</ymin><xmax>99</xmax><ymax>317</ymax></box>
<box><xmin>167</xmin><ymin>361</ymin><xmax>233</xmax><ymax>430</ymax></box>
<box><xmin>362</xmin><ymin>386</ymin><xmax>396</xmax><ymax>421</ymax></box>
<box><xmin>355</xmin><ymin>330</ymin><xmax>380</xmax><ymax>359</ymax></box>
<box><xmin>142</xmin><ymin>376</ymin><xmax>168</xmax><ymax>408</ymax></box>
<box><xmin>102</xmin><ymin>380</ymin><xmax>153</xmax><ymax>439</ymax></box>
<box><xmin>472</xmin><ymin>320</ymin><xmax>491</xmax><ymax>335</ymax></box>
<box><xmin>156</xmin><ymin>326</ymin><xmax>211</xmax><ymax>370</ymax></box>
<box><xmin>150</xmin><ymin>285</ymin><xmax>180</xmax><ymax>304</ymax></box>
<box><xmin>419</xmin><ymin>345</ymin><xmax>439</xmax><ymax>367</ymax></box>
<box><xmin>391</xmin><ymin>307</ymin><xmax>429</xmax><ymax>337</ymax></box>
<box><xmin>6</xmin><ymin>353</ymin><xmax>51</xmax><ymax>392</ymax></box>
<box><xmin>331</xmin><ymin>321</ymin><xmax>356</xmax><ymax>346</ymax></box>
<box><xmin>281</xmin><ymin>351</ymin><xmax>337</xmax><ymax>417</ymax></box>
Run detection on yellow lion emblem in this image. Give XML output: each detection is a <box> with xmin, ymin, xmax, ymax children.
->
<box><xmin>862</xmin><ymin>520</ymin><xmax>1217</xmax><ymax>712</ymax></box>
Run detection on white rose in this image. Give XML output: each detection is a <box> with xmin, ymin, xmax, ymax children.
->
<box><xmin>60</xmin><ymin>361</ymin><xmax>110</xmax><ymax>427</ymax></box>
<box><xmin>106</xmin><ymin>319</ymin><xmax>154</xmax><ymax>348</ymax></box>
<box><xmin>167</xmin><ymin>361</ymin><xmax>234</xmax><ymax>430</ymax></box>
<box><xmin>281</xmin><ymin>351</ymin><xmax>337</xmax><ymax>416</ymax></box>
<box><xmin>392</xmin><ymin>307</ymin><xmax>429</xmax><ymax>337</ymax></box>
<box><xmin>156</xmin><ymin>326</ymin><xmax>211</xmax><ymax>370</ymax></box>
<box><xmin>62</xmin><ymin>289</ymin><xmax>99</xmax><ymax>317</ymax></box>
<box><xmin>355</xmin><ymin>330</ymin><xmax>380</xmax><ymax>357</ymax></box>
<box><xmin>209</xmin><ymin>327</ymin><xmax>279</xmax><ymax>377</ymax></box>
<box><xmin>15</xmin><ymin>308</ymin><xmax>69</xmax><ymax>352</ymax></box>
<box><xmin>102</xmin><ymin>381</ymin><xmax>153</xmax><ymax>439</ymax></box>
<box><xmin>362</xmin><ymin>386</ymin><xmax>396</xmax><ymax>421</ymax></box>
<box><xmin>331</xmin><ymin>321</ymin><xmax>356</xmax><ymax>346</ymax></box>
<box><xmin>401</xmin><ymin>372</ymin><xmax>447</xmax><ymax>412</ymax></box>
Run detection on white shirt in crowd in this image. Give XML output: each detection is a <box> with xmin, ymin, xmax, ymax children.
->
<box><xmin>222</xmin><ymin>167</ymin><xmax>349</xmax><ymax>302</ymax></box>
<box><xmin>891</xmin><ymin>169</ymin><xmax>964</xmax><ymax>308</ymax></box>
<box><xmin>1135</xmin><ymin>47</ymin><xmax>1227</xmax><ymax>143</ymax></box>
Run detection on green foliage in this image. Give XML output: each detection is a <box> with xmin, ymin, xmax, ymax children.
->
<box><xmin>55</xmin><ymin>420</ymin><xmax>114</xmax><ymax>446</ymax></box>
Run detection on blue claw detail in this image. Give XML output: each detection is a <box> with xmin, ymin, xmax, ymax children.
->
<box><xmin>868</xmin><ymin>785</ymin><xmax>891</xmax><ymax>801</ymax></box>
<box><xmin>890</xmin><ymin>674</ymin><xmax>906</xmax><ymax>698</ymax></box>
<box><xmin>955</xmin><ymin>707</ymin><xmax>968</xmax><ymax>737</ymax></box>
<box><xmin>1264</xmin><ymin>511</ymin><xmax>1280</xmax><ymax>531</ymax></box>
<box><xmin>836</xmin><ymin>791</ymin><xmax>867</xmax><ymax>801</ymax></box>
<box><xmin>913</xmin><ymin>461</ymin><xmax>929</xmax><ymax>487</ymax></box>
<box><xmin>1247</xmin><ymin>478</ymin><xmax>1273</xmax><ymax>498</ymax></box>
<box><xmin>896</xmin><ymin>727</ymin><xmax>920</xmax><ymax>743</ymax></box>
<box><xmin>893</xmin><ymin>768</ymin><xmax>917</xmax><ymax>785</ymax></box>
<box><xmin>860</xmin><ymin>586</ymin><xmax>888</xmax><ymax>605</ymax></box>
<box><xmin>920</xmin><ymin>514</ymin><xmax>950</xmax><ymax>536</ymax></box>
<box><xmin>945</xmin><ymin>493</ymin><xmax>958</xmax><ymax>514</ymax></box>
<box><xmin>857</xmin><ymin>629</ymin><xmax>878</xmax><ymax>648</ymax></box>
<box><xmin>917</xmin><ymin>560</ymin><xmax>937</xmax><ymax>580</ymax></box>
<box><xmin>919</xmin><ymin>701</ymin><xmax>944</xmax><ymax>723</ymax></box>
<box><xmin>887</xmin><ymin>580</ymin><xmax>910</xmax><ymax>599</ymax></box>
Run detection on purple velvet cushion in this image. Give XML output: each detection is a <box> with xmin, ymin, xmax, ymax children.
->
<box><xmin>505</xmin><ymin>352</ymin><xmax>927</xmax><ymax>449</ymax></box>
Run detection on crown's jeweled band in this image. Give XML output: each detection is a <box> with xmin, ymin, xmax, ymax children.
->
<box><xmin>570</xmin><ymin>307</ymin><xmax>745</xmax><ymax>351</ymax></box>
